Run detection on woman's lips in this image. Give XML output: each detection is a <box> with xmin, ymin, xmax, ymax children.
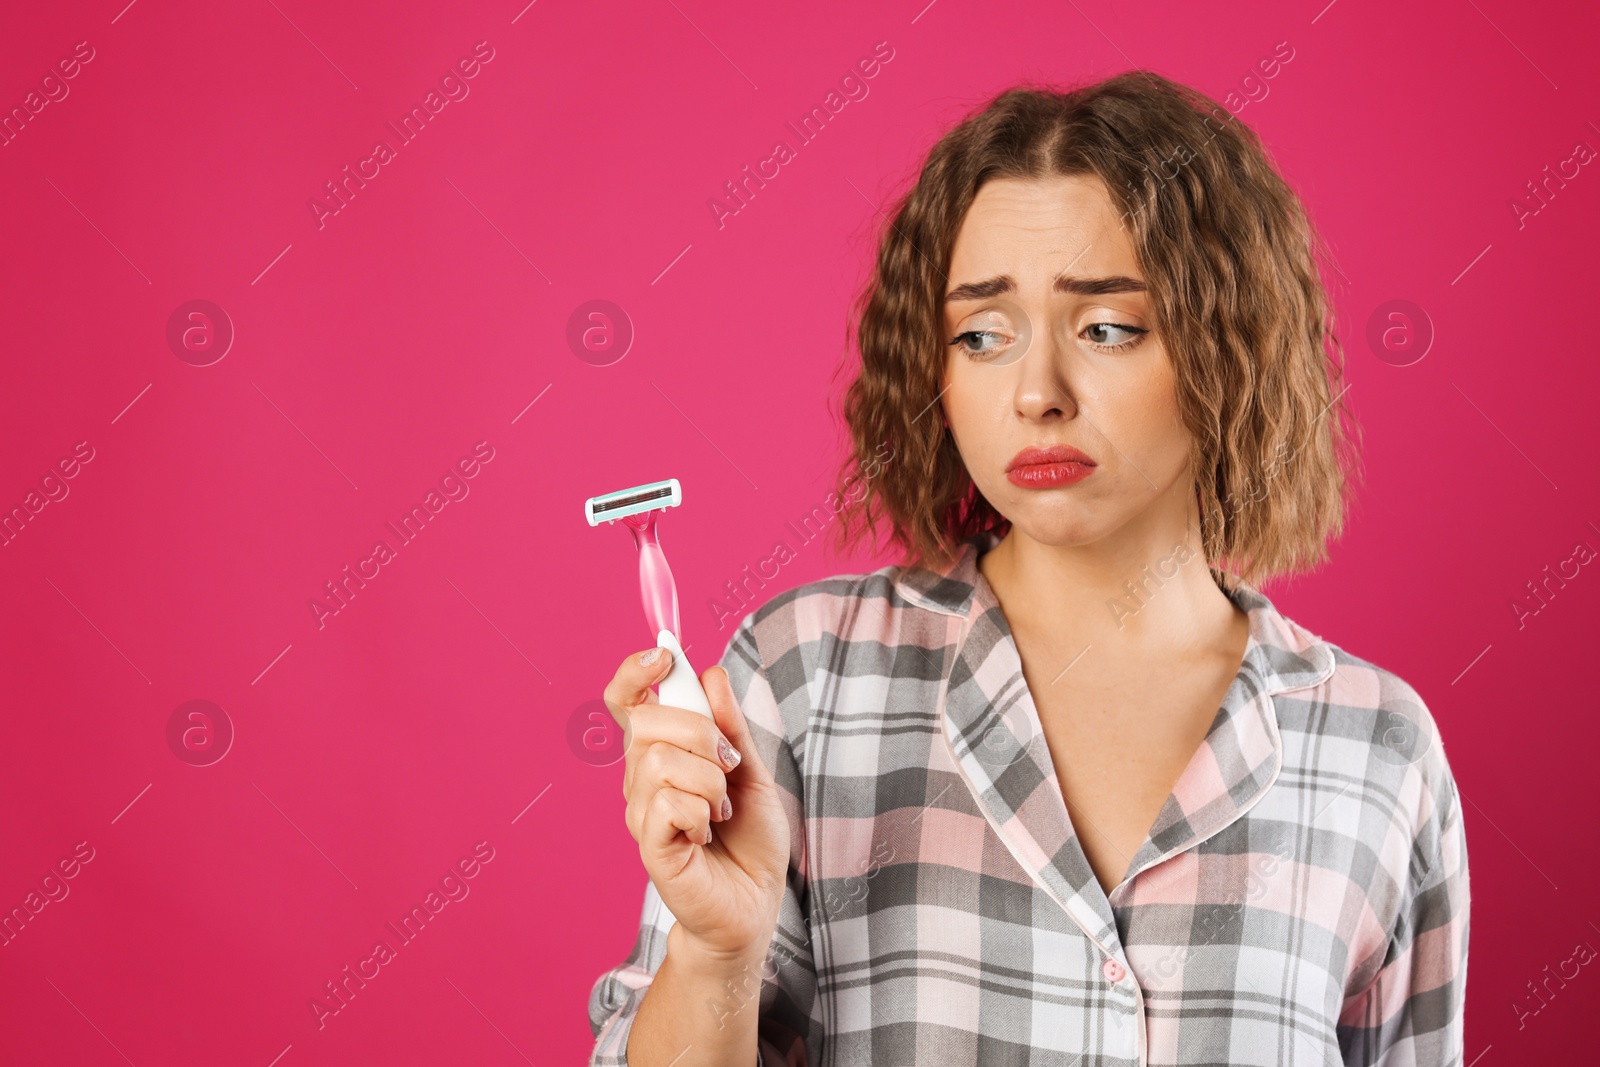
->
<box><xmin>1006</xmin><ymin>444</ymin><xmax>1097</xmax><ymax>488</ymax></box>
<box><xmin>1007</xmin><ymin>461</ymin><xmax>1095</xmax><ymax>488</ymax></box>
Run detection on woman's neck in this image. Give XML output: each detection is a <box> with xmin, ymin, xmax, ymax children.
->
<box><xmin>978</xmin><ymin>511</ymin><xmax>1246</xmax><ymax>661</ymax></box>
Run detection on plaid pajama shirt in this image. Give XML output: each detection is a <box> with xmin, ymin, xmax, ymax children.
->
<box><xmin>588</xmin><ymin>530</ymin><xmax>1470</xmax><ymax>1065</ymax></box>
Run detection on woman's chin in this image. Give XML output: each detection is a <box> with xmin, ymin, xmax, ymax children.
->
<box><xmin>998</xmin><ymin>514</ymin><xmax>1109</xmax><ymax>549</ymax></box>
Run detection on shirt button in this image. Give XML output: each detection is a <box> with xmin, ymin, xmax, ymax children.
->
<box><xmin>1102</xmin><ymin>958</ymin><xmax>1126</xmax><ymax>983</ymax></box>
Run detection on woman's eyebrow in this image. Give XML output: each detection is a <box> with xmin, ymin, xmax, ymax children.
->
<box><xmin>943</xmin><ymin>273</ymin><xmax>1147</xmax><ymax>302</ymax></box>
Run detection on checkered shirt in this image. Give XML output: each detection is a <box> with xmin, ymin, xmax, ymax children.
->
<box><xmin>588</xmin><ymin>531</ymin><xmax>1469</xmax><ymax>1066</ymax></box>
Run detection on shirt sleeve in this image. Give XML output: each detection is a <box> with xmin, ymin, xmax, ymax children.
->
<box><xmin>1337</xmin><ymin>737</ymin><xmax>1471</xmax><ymax>1067</ymax></box>
<box><xmin>586</xmin><ymin>611</ymin><xmax>822</xmax><ymax>1066</ymax></box>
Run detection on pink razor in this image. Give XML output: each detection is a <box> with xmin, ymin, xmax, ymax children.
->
<box><xmin>584</xmin><ymin>478</ymin><xmax>713</xmax><ymax>718</ymax></box>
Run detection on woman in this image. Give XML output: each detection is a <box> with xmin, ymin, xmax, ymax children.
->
<box><xmin>588</xmin><ymin>71</ymin><xmax>1469</xmax><ymax>1066</ymax></box>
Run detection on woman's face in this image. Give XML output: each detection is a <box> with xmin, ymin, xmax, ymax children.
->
<box><xmin>940</xmin><ymin>174</ymin><xmax>1195</xmax><ymax>550</ymax></box>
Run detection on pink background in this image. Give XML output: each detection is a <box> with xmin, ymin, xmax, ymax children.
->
<box><xmin>2</xmin><ymin>0</ymin><xmax>1597</xmax><ymax>1062</ymax></box>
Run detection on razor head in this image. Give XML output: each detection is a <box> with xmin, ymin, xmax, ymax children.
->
<box><xmin>584</xmin><ymin>478</ymin><xmax>682</xmax><ymax>526</ymax></box>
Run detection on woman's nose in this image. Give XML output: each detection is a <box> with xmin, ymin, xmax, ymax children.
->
<box><xmin>1011</xmin><ymin>323</ymin><xmax>1076</xmax><ymax>420</ymax></box>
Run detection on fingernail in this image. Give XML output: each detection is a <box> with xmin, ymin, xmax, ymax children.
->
<box><xmin>717</xmin><ymin>736</ymin><xmax>742</xmax><ymax>770</ymax></box>
<box><xmin>703</xmin><ymin>825</ymin><xmax>713</xmax><ymax>845</ymax></box>
<box><xmin>720</xmin><ymin>796</ymin><xmax>732</xmax><ymax>821</ymax></box>
<box><xmin>639</xmin><ymin>647</ymin><xmax>662</xmax><ymax>667</ymax></box>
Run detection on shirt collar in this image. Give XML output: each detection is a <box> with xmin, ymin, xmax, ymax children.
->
<box><xmin>893</xmin><ymin>529</ymin><xmax>1337</xmax><ymax>696</ymax></box>
<box><xmin>901</xmin><ymin>529</ymin><xmax>1337</xmax><ymax>955</ymax></box>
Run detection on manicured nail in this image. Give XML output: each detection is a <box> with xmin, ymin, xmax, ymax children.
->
<box><xmin>703</xmin><ymin>825</ymin><xmax>714</xmax><ymax>845</ymax></box>
<box><xmin>720</xmin><ymin>797</ymin><xmax>732</xmax><ymax>821</ymax></box>
<box><xmin>717</xmin><ymin>737</ymin><xmax>742</xmax><ymax>769</ymax></box>
<box><xmin>639</xmin><ymin>647</ymin><xmax>662</xmax><ymax>667</ymax></box>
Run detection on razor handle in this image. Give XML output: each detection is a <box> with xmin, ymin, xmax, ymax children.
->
<box><xmin>654</xmin><ymin>629</ymin><xmax>713</xmax><ymax>718</ymax></box>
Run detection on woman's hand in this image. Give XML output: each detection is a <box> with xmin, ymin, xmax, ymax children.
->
<box><xmin>604</xmin><ymin>646</ymin><xmax>790</xmax><ymax>964</ymax></box>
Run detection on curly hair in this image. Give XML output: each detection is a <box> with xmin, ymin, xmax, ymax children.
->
<box><xmin>825</xmin><ymin>70</ymin><xmax>1362</xmax><ymax>590</ymax></box>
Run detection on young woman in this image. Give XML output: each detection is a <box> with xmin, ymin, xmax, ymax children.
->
<box><xmin>588</xmin><ymin>71</ymin><xmax>1469</xmax><ymax>1067</ymax></box>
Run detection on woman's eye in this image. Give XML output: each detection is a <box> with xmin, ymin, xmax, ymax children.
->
<box><xmin>1083</xmin><ymin>322</ymin><xmax>1147</xmax><ymax>350</ymax></box>
<box><xmin>949</xmin><ymin>330</ymin><xmax>1006</xmax><ymax>357</ymax></box>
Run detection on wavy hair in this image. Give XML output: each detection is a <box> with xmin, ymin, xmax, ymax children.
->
<box><xmin>826</xmin><ymin>70</ymin><xmax>1362</xmax><ymax>589</ymax></box>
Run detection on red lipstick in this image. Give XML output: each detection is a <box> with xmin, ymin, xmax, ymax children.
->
<box><xmin>1006</xmin><ymin>444</ymin><xmax>1097</xmax><ymax>488</ymax></box>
